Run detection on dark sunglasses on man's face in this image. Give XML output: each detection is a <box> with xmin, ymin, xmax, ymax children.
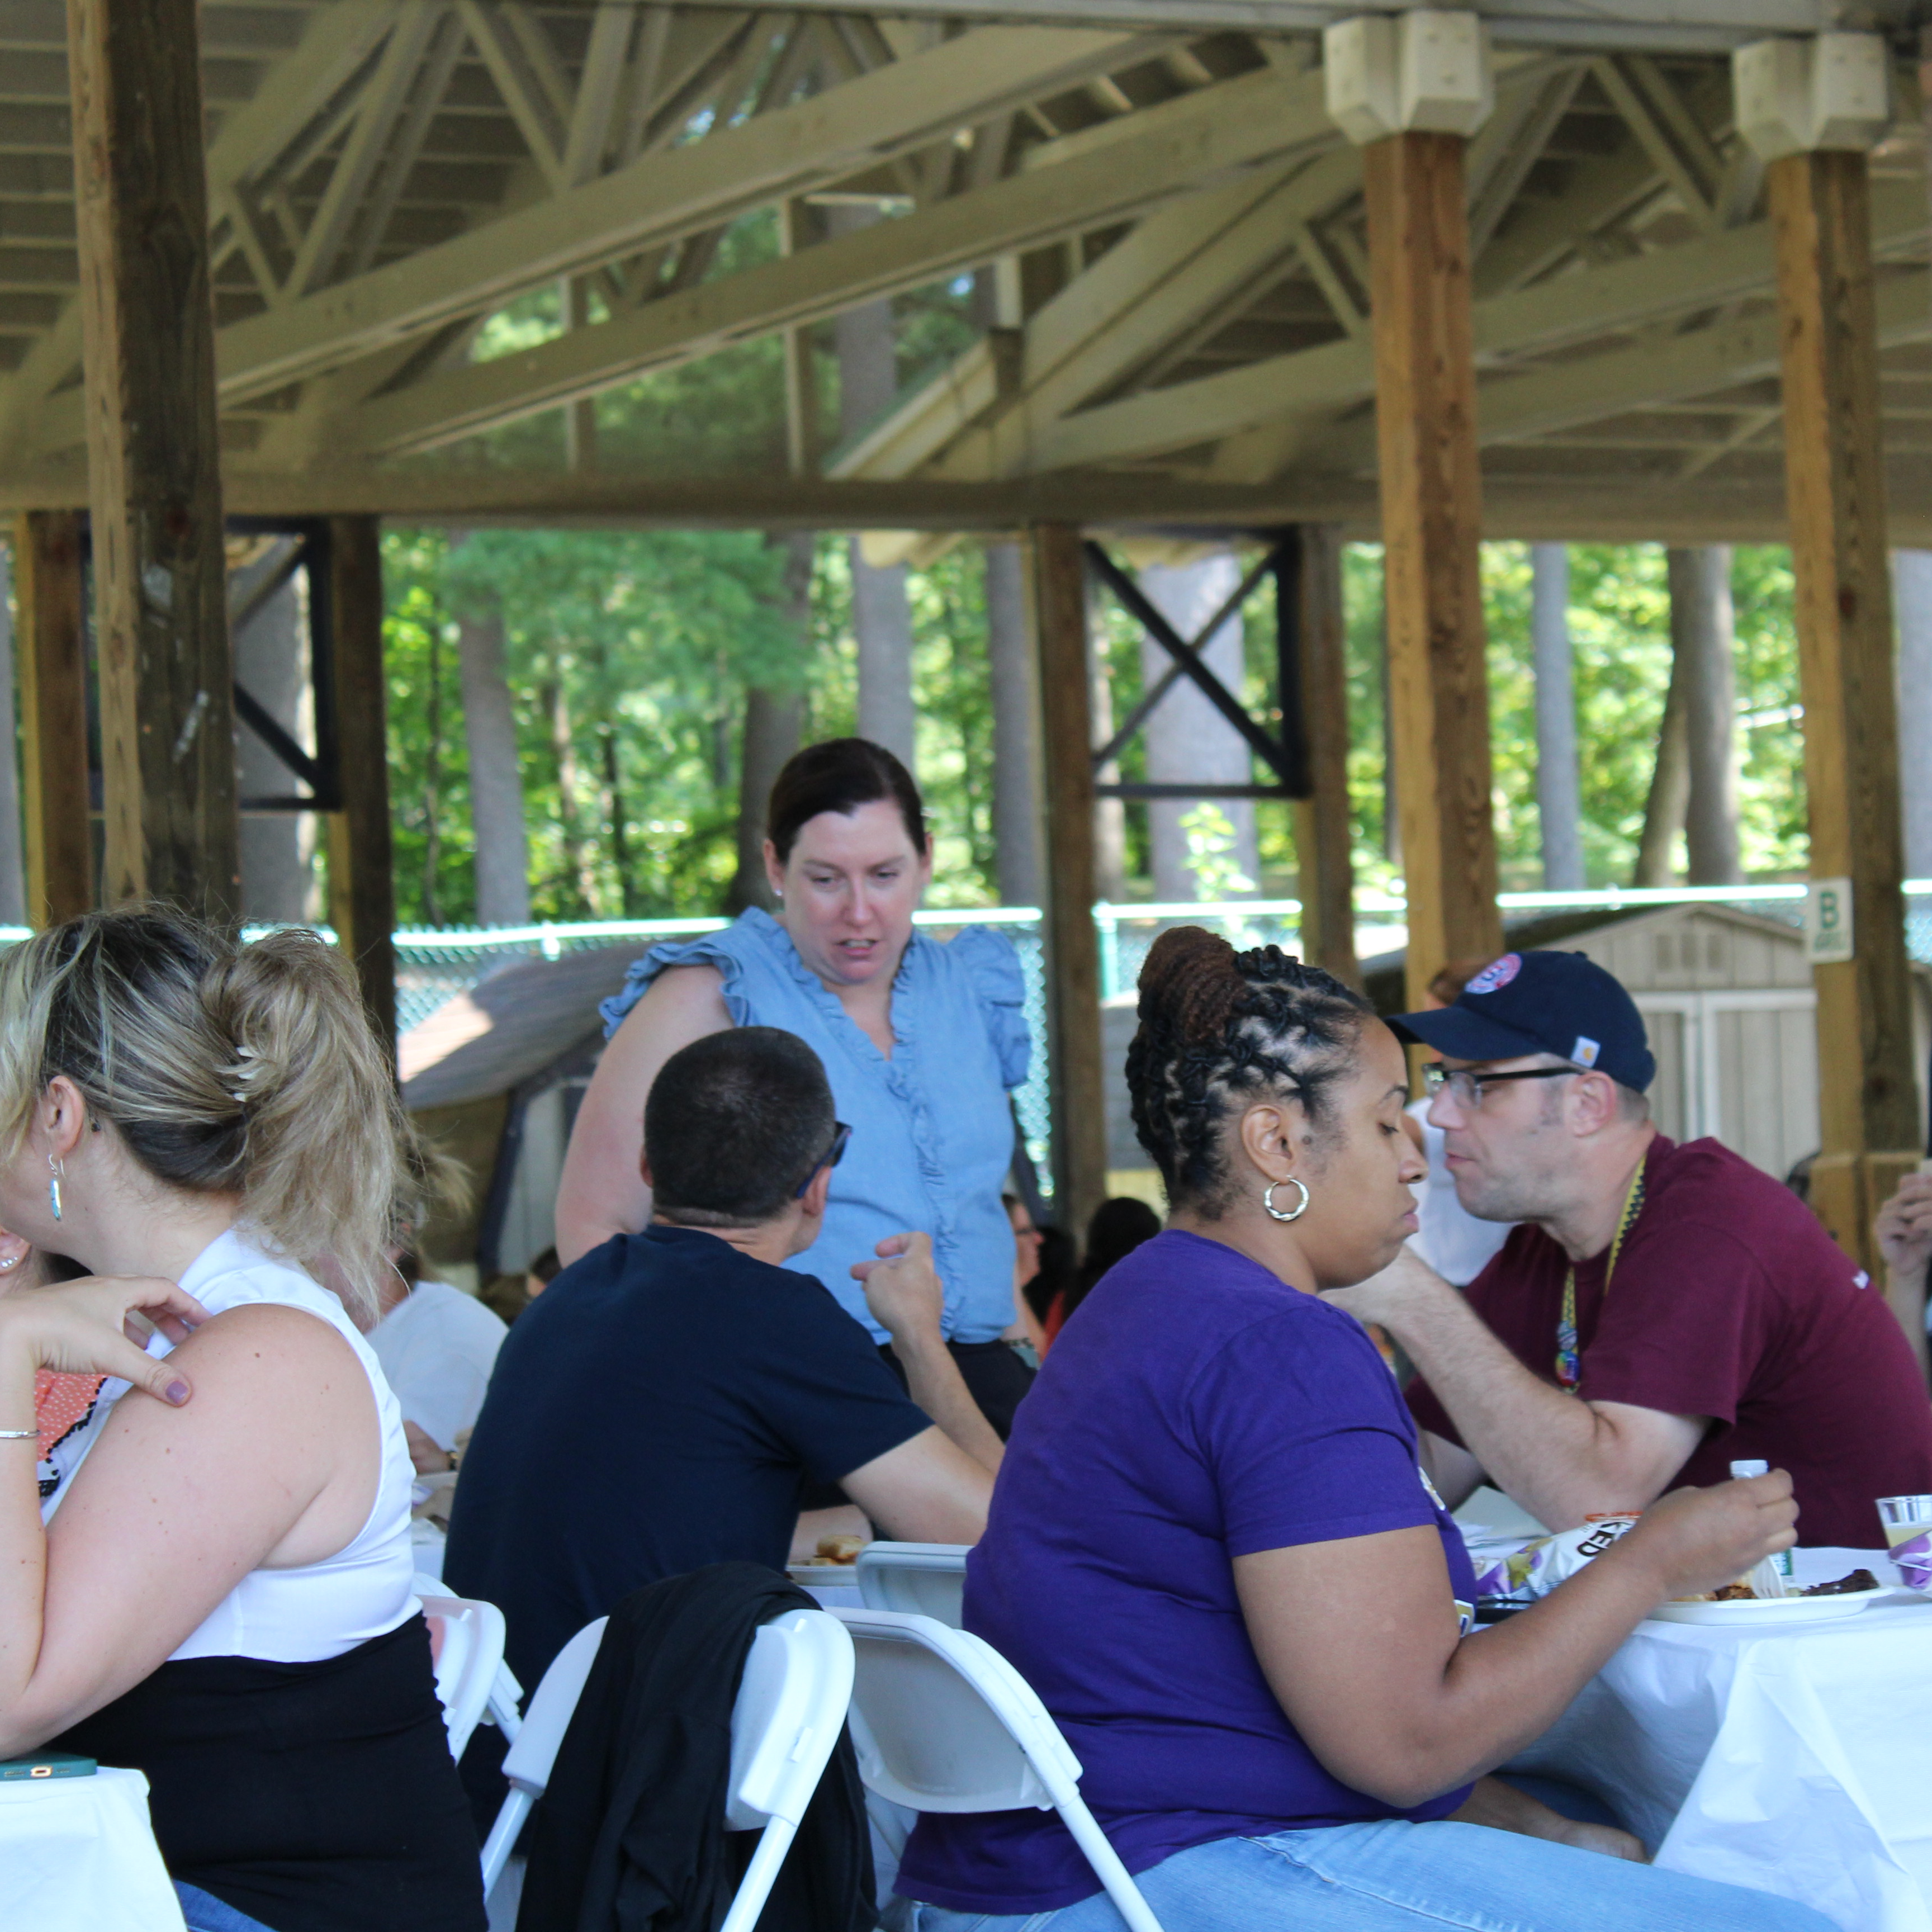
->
<box><xmin>795</xmin><ymin>1121</ymin><xmax>853</xmax><ymax>1197</ymax></box>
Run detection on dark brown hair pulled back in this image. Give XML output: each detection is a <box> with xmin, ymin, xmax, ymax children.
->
<box><xmin>1126</xmin><ymin>926</ymin><xmax>1371</xmax><ymax>1213</ymax></box>
<box><xmin>766</xmin><ymin>738</ymin><xmax>926</xmax><ymax>864</ymax></box>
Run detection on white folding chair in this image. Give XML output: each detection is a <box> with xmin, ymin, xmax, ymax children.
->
<box><xmin>478</xmin><ymin>1606</ymin><xmax>855</xmax><ymax>1932</ymax></box>
<box><xmin>479</xmin><ymin>1617</ymin><xmax>607</xmax><ymax>1901</ymax></box>
<box><xmin>854</xmin><ymin>1542</ymin><xmax>969</xmax><ymax>1627</ymax></box>
<box><xmin>413</xmin><ymin>1575</ymin><xmax>513</xmax><ymax>1762</ymax></box>
<box><xmin>831</xmin><ymin>1607</ymin><xmax>1167</xmax><ymax>1932</ymax></box>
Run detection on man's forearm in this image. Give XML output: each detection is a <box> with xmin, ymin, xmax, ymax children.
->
<box><xmin>1373</xmin><ymin>1283</ymin><xmax>1654</xmax><ymax>1528</ymax></box>
<box><xmin>890</xmin><ymin>1330</ymin><xmax>1004</xmax><ymax>1474</ymax></box>
<box><xmin>1885</xmin><ymin>1263</ymin><xmax>1930</xmax><ymax>1382</ymax></box>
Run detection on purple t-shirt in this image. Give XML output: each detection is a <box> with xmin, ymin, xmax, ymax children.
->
<box><xmin>896</xmin><ymin>1229</ymin><xmax>1479</xmax><ymax>1914</ymax></box>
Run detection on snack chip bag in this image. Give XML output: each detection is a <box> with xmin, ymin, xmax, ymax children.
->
<box><xmin>1472</xmin><ymin>1515</ymin><xmax>1640</xmax><ymax>1604</ymax></box>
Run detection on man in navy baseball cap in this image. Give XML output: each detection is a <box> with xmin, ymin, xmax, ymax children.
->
<box><xmin>1320</xmin><ymin>946</ymin><xmax>1932</xmax><ymax>1547</ymax></box>
<box><xmin>1391</xmin><ymin>949</ymin><xmax>1655</xmax><ymax>1096</ymax></box>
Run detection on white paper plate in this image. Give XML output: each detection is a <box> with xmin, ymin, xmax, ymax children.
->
<box><xmin>1647</xmin><ymin>1588</ymin><xmax>1887</xmax><ymax>1626</ymax></box>
<box><xmin>787</xmin><ymin>1562</ymin><xmax>862</xmax><ymax>1588</ymax></box>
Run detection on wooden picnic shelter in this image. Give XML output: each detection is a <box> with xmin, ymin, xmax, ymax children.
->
<box><xmin>2</xmin><ymin>0</ymin><xmax>1925</xmax><ymax>1261</ymax></box>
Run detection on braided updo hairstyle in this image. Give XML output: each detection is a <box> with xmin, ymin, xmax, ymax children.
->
<box><xmin>1126</xmin><ymin>926</ymin><xmax>1372</xmax><ymax>1214</ymax></box>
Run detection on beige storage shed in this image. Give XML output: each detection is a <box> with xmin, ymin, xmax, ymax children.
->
<box><xmin>1100</xmin><ymin>903</ymin><xmax>1931</xmax><ymax>1210</ymax></box>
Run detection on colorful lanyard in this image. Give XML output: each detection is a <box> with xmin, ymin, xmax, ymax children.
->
<box><xmin>1555</xmin><ymin>1166</ymin><xmax>1647</xmax><ymax>1394</ymax></box>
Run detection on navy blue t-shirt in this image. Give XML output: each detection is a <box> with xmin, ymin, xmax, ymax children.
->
<box><xmin>443</xmin><ymin>1224</ymin><xmax>932</xmax><ymax>1690</ymax></box>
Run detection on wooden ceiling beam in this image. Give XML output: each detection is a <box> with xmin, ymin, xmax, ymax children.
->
<box><xmin>331</xmin><ymin>63</ymin><xmax>1329</xmax><ymax>454</ymax></box>
<box><xmin>1019</xmin><ymin>181</ymin><xmax>1926</xmax><ymax>474</ymax></box>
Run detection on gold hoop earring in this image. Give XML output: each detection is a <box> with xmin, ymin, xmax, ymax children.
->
<box><xmin>1263</xmin><ymin>1177</ymin><xmax>1310</xmax><ymax>1223</ymax></box>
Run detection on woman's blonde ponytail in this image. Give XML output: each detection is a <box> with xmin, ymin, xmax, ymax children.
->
<box><xmin>0</xmin><ymin>907</ymin><xmax>408</xmax><ymax>1320</ymax></box>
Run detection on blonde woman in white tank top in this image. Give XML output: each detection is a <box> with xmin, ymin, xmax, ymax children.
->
<box><xmin>0</xmin><ymin>909</ymin><xmax>484</xmax><ymax>1932</ymax></box>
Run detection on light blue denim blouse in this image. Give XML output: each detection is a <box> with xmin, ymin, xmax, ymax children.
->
<box><xmin>600</xmin><ymin>908</ymin><xmax>1032</xmax><ymax>1344</ymax></box>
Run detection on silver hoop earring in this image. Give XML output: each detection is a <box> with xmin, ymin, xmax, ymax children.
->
<box><xmin>1263</xmin><ymin>1177</ymin><xmax>1310</xmax><ymax>1223</ymax></box>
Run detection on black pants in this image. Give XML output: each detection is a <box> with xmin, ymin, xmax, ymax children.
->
<box><xmin>878</xmin><ymin>1337</ymin><xmax>1036</xmax><ymax>1441</ymax></box>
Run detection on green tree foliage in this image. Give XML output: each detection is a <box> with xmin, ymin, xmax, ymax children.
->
<box><xmin>1341</xmin><ymin>541</ymin><xmax>1804</xmax><ymax>892</ymax></box>
<box><xmin>383</xmin><ymin>527</ymin><xmax>804</xmax><ymax>925</ymax></box>
<box><xmin>382</xmin><ymin>527</ymin><xmax>1007</xmax><ymax>927</ymax></box>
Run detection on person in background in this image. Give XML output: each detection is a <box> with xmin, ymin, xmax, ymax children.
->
<box><xmin>886</xmin><ymin>928</ymin><xmax>1827</xmax><ymax>1932</ymax></box>
<box><xmin>447</xmin><ymin>1026</ymin><xmax>1000</xmax><ymax>1706</ymax></box>
<box><xmin>1045</xmin><ymin>1196</ymin><xmax>1164</xmax><ymax>1347</ymax></box>
<box><xmin>1407</xmin><ymin>959</ymin><xmax>1512</xmax><ymax>1288</ymax></box>
<box><xmin>555</xmin><ymin>738</ymin><xmax>1036</xmax><ymax>1438</ymax></box>
<box><xmin>332</xmin><ymin>1131</ymin><xmax>508</xmax><ymax>1478</ymax></box>
<box><xmin>1333</xmin><ymin>949</ymin><xmax>1932</xmax><ymax>1545</ymax></box>
<box><xmin>1004</xmin><ymin>1193</ymin><xmax>1049</xmax><ymax>1356</ymax></box>
<box><xmin>1023</xmin><ymin>1226</ymin><xmax>1077</xmax><ymax>1342</ymax></box>
<box><xmin>1875</xmin><ymin>1167</ymin><xmax>1932</xmax><ymax>1381</ymax></box>
<box><xmin>0</xmin><ymin>908</ymin><xmax>482</xmax><ymax>1932</ymax></box>
<box><xmin>363</xmin><ymin>1247</ymin><xmax>507</xmax><ymax>1477</ymax></box>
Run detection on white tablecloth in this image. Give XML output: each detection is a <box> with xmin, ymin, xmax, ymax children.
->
<box><xmin>1508</xmin><ymin>1546</ymin><xmax>1932</xmax><ymax>1932</ymax></box>
<box><xmin>0</xmin><ymin>1764</ymin><xmax>184</xmax><ymax>1929</ymax></box>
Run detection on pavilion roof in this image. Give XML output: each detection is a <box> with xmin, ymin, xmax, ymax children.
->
<box><xmin>3</xmin><ymin>0</ymin><xmax>1929</xmax><ymax>538</ymax></box>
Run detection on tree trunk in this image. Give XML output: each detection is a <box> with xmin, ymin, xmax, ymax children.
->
<box><xmin>1634</xmin><ymin>640</ymin><xmax>1691</xmax><ymax>887</ymax></box>
<box><xmin>1531</xmin><ymin>543</ymin><xmax>1585</xmax><ymax>892</ymax></box>
<box><xmin>831</xmin><ymin>206</ymin><xmax>916</xmax><ymax>768</ymax></box>
<box><xmin>1673</xmin><ymin>545</ymin><xmax>1742</xmax><ymax>885</ymax></box>
<box><xmin>420</xmin><ymin>600</ymin><xmax>443</xmax><ymax>925</ymax></box>
<box><xmin>1087</xmin><ymin>572</ymin><xmax>1128</xmax><ymax>905</ymax></box>
<box><xmin>548</xmin><ymin>678</ymin><xmax>595</xmax><ymax>914</ymax></box>
<box><xmin>985</xmin><ymin>539</ymin><xmax>1043</xmax><ymax>908</ymax></box>
<box><xmin>1138</xmin><ymin>551</ymin><xmax>1260</xmax><ymax>902</ymax></box>
<box><xmin>454</xmin><ymin>586</ymin><xmax>532</xmax><ymax>927</ymax></box>
<box><xmin>233</xmin><ymin>543</ymin><xmax>318</xmax><ymax>922</ymax></box>
<box><xmin>1896</xmin><ymin>550</ymin><xmax>1932</xmax><ymax>879</ymax></box>
<box><xmin>0</xmin><ymin>540</ymin><xmax>30</xmax><ymax>926</ymax></box>
<box><xmin>728</xmin><ymin>531</ymin><xmax>814</xmax><ymax>913</ymax></box>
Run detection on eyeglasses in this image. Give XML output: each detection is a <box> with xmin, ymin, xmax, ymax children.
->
<box><xmin>795</xmin><ymin>1121</ymin><xmax>853</xmax><ymax>1197</ymax></box>
<box><xmin>1422</xmin><ymin>1064</ymin><xmax>1579</xmax><ymax>1109</ymax></box>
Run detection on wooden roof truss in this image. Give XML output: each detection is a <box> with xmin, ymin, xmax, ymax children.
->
<box><xmin>1</xmin><ymin>0</ymin><xmax>1927</xmax><ymax>534</ymax></box>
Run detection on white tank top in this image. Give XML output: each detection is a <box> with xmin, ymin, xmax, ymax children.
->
<box><xmin>42</xmin><ymin>1227</ymin><xmax>419</xmax><ymax>1664</ymax></box>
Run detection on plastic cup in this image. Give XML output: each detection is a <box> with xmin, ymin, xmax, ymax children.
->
<box><xmin>1876</xmin><ymin>1496</ymin><xmax>1932</xmax><ymax>1590</ymax></box>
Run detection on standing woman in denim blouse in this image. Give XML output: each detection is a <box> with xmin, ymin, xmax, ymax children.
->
<box><xmin>555</xmin><ymin>738</ymin><xmax>1036</xmax><ymax>1434</ymax></box>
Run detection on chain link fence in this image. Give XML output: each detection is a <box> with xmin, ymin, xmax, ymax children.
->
<box><xmin>381</xmin><ymin>883</ymin><xmax>1932</xmax><ymax>1204</ymax></box>
<box><xmin>0</xmin><ymin>884</ymin><xmax>1901</xmax><ymax>1213</ymax></box>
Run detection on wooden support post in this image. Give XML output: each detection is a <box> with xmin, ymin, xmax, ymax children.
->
<box><xmin>1362</xmin><ymin>131</ymin><xmax>1503</xmax><ymax>1010</ymax></box>
<box><xmin>1768</xmin><ymin>147</ymin><xmax>1920</xmax><ymax>1267</ymax></box>
<box><xmin>325</xmin><ymin>517</ymin><xmax>397</xmax><ymax>1058</ymax></box>
<box><xmin>12</xmin><ymin>512</ymin><xmax>93</xmax><ymax>927</ymax></box>
<box><xmin>1293</xmin><ymin>523</ymin><xmax>1360</xmax><ymax>987</ymax></box>
<box><xmin>67</xmin><ymin>0</ymin><xmax>239</xmax><ymax>921</ymax></box>
<box><xmin>1029</xmin><ymin>522</ymin><xmax>1107</xmax><ymax>1237</ymax></box>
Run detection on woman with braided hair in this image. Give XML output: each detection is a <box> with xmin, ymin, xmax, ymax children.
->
<box><xmin>887</xmin><ymin>929</ymin><xmax>1828</xmax><ymax>1932</ymax></box>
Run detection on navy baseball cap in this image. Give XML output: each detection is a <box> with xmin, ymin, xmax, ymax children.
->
<box><xmin>1390</xmin><ymin>950</ymin><xmax>1655</xmax><ymax>1093</ymax></box>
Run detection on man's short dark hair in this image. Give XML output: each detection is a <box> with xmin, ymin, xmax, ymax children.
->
<box><xmin>645</xmin><ymin>1027</ymin><xmax>837</xmax><ymax>1228</ymax></box>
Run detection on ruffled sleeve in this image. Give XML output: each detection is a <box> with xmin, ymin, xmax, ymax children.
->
<box><xmin>949</xmin><ymin>926</ymin><xmax>1032</xmax><ymax>1090</ymax></box>
<box><xmin>598</xmin><ymin>926</ymin><xmax>752</xmax><ymax>1039</ymax></box>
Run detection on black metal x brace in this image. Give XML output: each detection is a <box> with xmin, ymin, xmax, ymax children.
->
<box><xmin>226</xmin><ymin>518</ymin><xmax>344</xmax><ymax>814</ymax></box>
<box><xmin>1083</xmin><ymin>534</ymin><xmax>1311</xmax><ymax>801</ymax></box>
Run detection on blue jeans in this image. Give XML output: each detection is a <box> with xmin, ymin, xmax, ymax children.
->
<box><xmin>884</xmin><ymin>1820</ymin><xmax>1838</xmax><ymax>1932</ymax></box>
<box><xmin>174</xmin><ymin>1880</ymin><xmax>278</xmax><ymax>1932</ymax></box>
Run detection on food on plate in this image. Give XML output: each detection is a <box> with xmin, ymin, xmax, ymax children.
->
<box><xmin>1675</xmin><ymin>1566</ymin><xmax>1881</xmax><ymax>1603</ymax></box>
<box><xmin>1800</xmin><ymin>1568</ymin><xmax>1879</xmax><ymax>1597</ymax></box>
<box><xmin>815</xmin><ymin>1533</ymin><xmax>867</xmax><ymax>1565</ymax></box>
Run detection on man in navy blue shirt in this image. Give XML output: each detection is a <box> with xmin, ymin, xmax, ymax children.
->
<box><xmin>444</xmin><ymin>1026</ymin><xmax>1000</xmax><ymax>1697</ymax></box>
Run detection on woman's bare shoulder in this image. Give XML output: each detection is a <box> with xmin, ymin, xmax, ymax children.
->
<box><xmin>629</xmin><ymin>960</ymin><xmax>732</xmax><ymax>1031</ymax></box>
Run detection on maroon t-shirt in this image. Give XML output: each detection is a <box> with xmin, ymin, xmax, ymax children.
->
<box><xmin>1406</xmin><ymin>1135</ymin><xmax>1932</xmax><ymax>1549</ymax></box>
